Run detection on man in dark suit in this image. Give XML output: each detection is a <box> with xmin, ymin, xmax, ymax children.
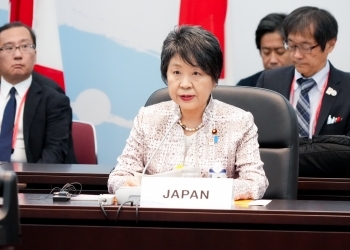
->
<box><xmin>257</xmin><ymin>6</ymin><xmax>350</xmax><ymax>137</ymax></box>
<box><xmin>237</xmin><ymin>13</ymin><xmax>292</xmax><ymax>86</ymax></box>
<box><xmin>32</xmin><ymin>71</ymin><xmax>77</xmax><ymax>163</ymax></box>
<box><xmin>0</xmin><ymin>21</ymin><xmax>75</xmax><ymax>163</ymax></box>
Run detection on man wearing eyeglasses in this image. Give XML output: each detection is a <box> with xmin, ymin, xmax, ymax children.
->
<box><xmin>257</xmin><ymin>6</ymin><xmax>350</xmax><ymax>137</ymax></box>
<box><xmin>0</xmin><ymin>21</ymin><xmax>74</xmax><ymax>163</ymax></box>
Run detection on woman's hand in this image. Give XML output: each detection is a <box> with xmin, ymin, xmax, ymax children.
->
<box><xmin>124</xmin><ymin>176</ymin><xmax>141</xmax><ymax>187</ymax></box>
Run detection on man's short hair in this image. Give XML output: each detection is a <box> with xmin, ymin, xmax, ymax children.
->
<box><xmin>283</xmin><ymin>6</ymin><xmax>338</xmax><ymax>51</ymax></box>
<box><xmin>0</xmin><ymin>21</ymin><xmax>36</xmax><ymax>46</ymax></box>
<box><xmin>160</xmin><ymin>25</ymin><xmax>223</xmax><ymax>84</ymax></box>
<box><xmin>255</xmin><ymin>13</ymin><xmax>287</xmax><ymax>50</ymax></box>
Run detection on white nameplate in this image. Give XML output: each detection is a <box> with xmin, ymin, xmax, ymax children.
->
<box><xmin>140</xmin><ymin>177</ymin><xmax>233</xmax><ymax>209</ymax></box>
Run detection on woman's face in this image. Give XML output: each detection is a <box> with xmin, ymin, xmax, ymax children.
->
<box><xmin>167</xmin><ymin>54</ymin><xmax>216</xmax><ymax>115</ymax></box>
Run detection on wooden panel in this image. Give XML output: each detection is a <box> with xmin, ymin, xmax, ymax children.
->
<box><xmin>12</xmin><ymin>194</ymin><xmax>350</xmax><ymax>250</ymax></box>
<box><xmin>17</xmin><ymin>225</ymin><xmax>350</xmax><ymax>250</ymax></box>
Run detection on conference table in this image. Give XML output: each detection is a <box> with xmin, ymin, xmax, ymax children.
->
<box><xmin>1</xmin><ymin>163</ymin><xmax>350</xmax><ymax>200</ymax></box>
<box><xmin>2</xmin><ymin>163</ymin><xmax>350</xmax><ymax>249</ymax></box>
<box><xmin>0</xmin><ymin>163</ymin><xmax>112</xmax><ymax>194</ymax></box>
<box><xmin>16</xmin><ymin>193</ymin><xmax>350</xmax><ymax>250</ymax></box>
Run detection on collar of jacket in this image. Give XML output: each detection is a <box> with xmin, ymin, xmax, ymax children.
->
<box><xmin>170</xmin><ymin>94</ymin><xmax>215</xmax><ymax>125</ymax></box>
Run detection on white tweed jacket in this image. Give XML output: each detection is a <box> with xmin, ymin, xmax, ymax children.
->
<box><xmin>108</xmin><ymin>98</ymin><xmax>269</xmax><ymax>200</ymax></box>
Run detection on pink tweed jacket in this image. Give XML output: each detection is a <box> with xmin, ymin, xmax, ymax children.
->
<box><xmin>108</xmin><ymin>98</ymin><xmax>269</xmax><ymax>200</ymax></box>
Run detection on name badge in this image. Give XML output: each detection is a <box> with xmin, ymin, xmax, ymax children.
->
<box><xmin>140</xmin><ymin>177</ymin><xmax>233</xmax><ymax>209</ymax></box>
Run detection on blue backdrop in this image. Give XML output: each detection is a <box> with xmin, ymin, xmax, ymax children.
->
<box><xmin>0</xmin><ymin>9</ymin><xmax>165</xmax><ymax>165</ymax></box>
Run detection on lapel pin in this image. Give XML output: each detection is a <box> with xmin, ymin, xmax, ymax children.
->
<box><xmin>327</xmin><ymin>115</ymin><xmax>342</xmax><ymax>124</ymax></box>
<box><xmin>326</xmin><ymin>87</ymin><xmax>337</xmax><ymax>96</ymax></box>
<box><xmin>209</xmin><ymin>129</ymin><xmax>219</xmax><ymax>145</ymax></box>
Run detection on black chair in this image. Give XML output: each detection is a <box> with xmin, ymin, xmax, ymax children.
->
<box><xmin>0</xmin><ymin>170</ymin><xmax>20</xmax><ymax>248</ymax></box>
<box><xmin>145</xmin><ymin>86</ymin><xmax>299</xmax><ymax>199</ymax></box>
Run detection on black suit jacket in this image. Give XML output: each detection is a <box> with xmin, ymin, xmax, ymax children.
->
<box><xmin>256</xmin><ymin>63</ymin><xmax>350</xmax><ymax>136</ymax></box>
<box><xmin>31</xmin><ymin>72</ymin><xmax>77</xmax><ymax>163</ymax></box>
<box><xmin>237</xmin><ymin>71</ymin><xmax>263</xmax><ymax>87</ymax></box>
<box><xmin>32</xmin><ymin>71</ymin><xmax>65</xmax><ymax>94</ymax></box>
<box><xmin>23</xmin><ymin>78</ymin><xmax>74</xmax><ymax>163</ymax></box>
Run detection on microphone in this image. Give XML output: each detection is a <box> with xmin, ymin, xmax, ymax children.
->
<box><xmin>142</xmin><ymin>115</ymin><xmax>179</xmax><ymax>177</ymax></box>
<box><xmin>115</xmin><ymin>115</ymin><xmax>179</xmax><ymax>205</ymax></box>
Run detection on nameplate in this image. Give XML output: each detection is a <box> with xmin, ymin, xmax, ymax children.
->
<box><xmin>140</xmin><ymin>177</ymin><xmax>233</xmax><ymax>209</ymax></box>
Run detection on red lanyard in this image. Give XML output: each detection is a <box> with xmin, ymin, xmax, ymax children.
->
<box><xmin>290</xmin><ymin>72</ymin><xmax>329</xmax><ymax>135</ymax></box>
<box><xmin>12</xmin><ymin>90</ymin><xmax>28</xmax><ymax>149</ymax></box>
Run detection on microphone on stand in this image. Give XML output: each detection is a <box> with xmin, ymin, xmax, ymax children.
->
<box><xmin>115</xmin><ymin>115</ymin><xmax>179</xmax><ymax>205</ymax></box>
<box><xmin>141</xmin><ymin>115</ymin><xmax>179</xmax><ymax>177</ymax></box>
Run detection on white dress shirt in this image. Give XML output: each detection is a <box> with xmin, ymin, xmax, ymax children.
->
<box><xmin>0</xmin><ymin>76</ymin><xmax>32</xmax><ymax>162</ymax></box>
<box><xmin>290</xmin><ymin>61</ymin><xmax>330</xmax><ymax>137</ymax></box>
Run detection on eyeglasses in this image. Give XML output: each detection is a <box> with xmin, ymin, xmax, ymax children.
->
<box><xmin>0</xmin><ymin>44</ymin><xmax>36</xmax><ymax>54</ymax></box>
<box><xmin>283</xmin><ymin>42</ymin><xmax>319</xmax><ymax>54</ymax></box>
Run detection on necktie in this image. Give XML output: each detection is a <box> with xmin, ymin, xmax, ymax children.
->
<box><xmin>296</xmin><ymin>78</ymin><xmax>316</xmax><ymax>137</ymax></box>
<box><xmin>0</xmin><ymin>87</ymin><xmax>17</xmax><ymax>162</ymax></box>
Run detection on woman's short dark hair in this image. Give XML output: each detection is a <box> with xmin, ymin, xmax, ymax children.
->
<box><xmin>255</xmin><ymin>13</ymin><xmax>287</xmax><ymax>50</ymax></box>
<box><xmin>0</xmin><ymin>21</ymin><xmax>36</xmax><ymax>46</ymax></box>
<box><xmin>283</xmin><ymin>6</ymin><xmax>338</xmax><ymax>51</ymax></box>
<box><xmin>160</xmin><ymin>25</ymin><xmax>223</xmax><ymax>84</ymax></box>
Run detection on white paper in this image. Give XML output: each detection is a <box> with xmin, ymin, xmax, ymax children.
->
<box><xmin>248</xmin><ymin>200</ymin><xmax>271</xmax><ymax>206</ymax></box>
<box><xmin>70</xmin><ymin>194</ymin><xmax>100</xmax><ymax>201</ymax></box>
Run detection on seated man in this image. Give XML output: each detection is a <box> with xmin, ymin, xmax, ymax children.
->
<box><xmin>257</xmin><ymin>6</ymin><xmax>350</xmax><ymax>137</ymax></box>
<box><xmin>0</xmin><ymin>21</ymin><xmax>75</xmax><ymax>163</ymax></box>
<box><xmin>257</xmin><ymin>7</ymin><xmax>350</xmax><ymax>177</ymax></box>
<box><xmin>237</xmin><ymin>13</ymin><xmax>292</xmax><ymax>86</ymax></box>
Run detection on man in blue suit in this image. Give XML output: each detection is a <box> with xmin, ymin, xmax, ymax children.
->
<box><xmin>257</xmin><ymin>6</ymin><xmax>350</xmax><ymax>137</ymax></box>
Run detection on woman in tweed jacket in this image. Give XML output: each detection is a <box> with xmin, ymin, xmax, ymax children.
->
<box><xmin>108</xmin><ymin>25</ymin><xmax>268</xmax><ymax>200</ymax></box>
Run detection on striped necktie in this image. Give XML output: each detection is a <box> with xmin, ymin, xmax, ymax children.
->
<box><xmin>296</xmin><ymin>78</ymin><xmax>316</xmax><ymax>137</ymax></box>
<box><xmin>0</xmin><ymin>87</ymin><xmax>17</xmax><ymax>162</ymax></box>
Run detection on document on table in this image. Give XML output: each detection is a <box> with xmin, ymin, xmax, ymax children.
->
<box><xmin>70</xmin><ymin>194</ymin><xmax>100</xmax><ymax>201</ymax></box>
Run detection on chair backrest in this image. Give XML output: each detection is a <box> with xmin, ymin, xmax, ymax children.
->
<box><xmin>0</xmin><ymin>170</ymin><xmax>20</xmax><ymax>247</ymax></box>
<box><xmin>72</xmin><ymin>121</ymin><xmax>98</xmax><ymax>164</ymax></box>
<box><xmin>145</xmin><ymin>86</ymin><xmax>299</xmax><ymax>199</ymax></box>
